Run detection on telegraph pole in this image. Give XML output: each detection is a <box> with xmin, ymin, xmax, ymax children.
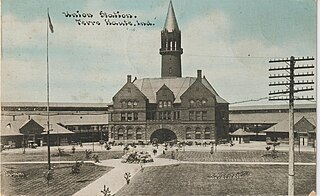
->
<box><xmin>269</xmin><ymin>56</ymin><xmax>314</xmax><ymax>196</ymax></box>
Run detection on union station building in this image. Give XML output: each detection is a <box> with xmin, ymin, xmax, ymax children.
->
<box><xmin>107</xmin><ymin>1</ymin><xmax>229</xmax><ymax>144</ymax></box>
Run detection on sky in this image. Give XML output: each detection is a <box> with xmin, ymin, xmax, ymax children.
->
<box><xmin>1</xmin><ymin>0</ymin><xmax>317</xmax><ymax>105</ymax></box>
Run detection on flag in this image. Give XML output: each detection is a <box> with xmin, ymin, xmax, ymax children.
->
<box><xmin>48</xmin><ymin>13</ymin><xmax>54</xmax><ymax>33</ymax></box>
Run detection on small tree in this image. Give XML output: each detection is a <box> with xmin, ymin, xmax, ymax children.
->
<box><xmin>71</xmin><ymin>161</ymin><xmax>83</xmax><ymax>174</ymax></box>
<box><xmin>124</xmin><ymin>172</ymin><xmax>131</xmax><ymax>184</ymax></box>
<box><xmin>101</xmin><ymin>185</ymin><xmax>114</xmax><ymax>196</ymax></box>
<box><xmin>44</xmin><ymin>169</ymin><xmax>54</xmax><ymax>186</ymax></box>
<box><xmin>152</xmin><ymin>149</ymin><xmax>157</xmax><ymax>156</ymax></box>
<box><xmin>72</xmin><ymin>146</ymin><xmax>76</xmax><ymax>154</ymax></box>
<box><xmin>93</xmin><ymin>154</ymin><xmax>101</xmax><ymax>163</ymax></box>
<box><xmin>85</xmin><ymin>149</ymin><xmax>92</xmax><ymax>159</ymax></box>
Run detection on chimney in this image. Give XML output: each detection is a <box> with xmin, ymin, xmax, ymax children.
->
<box><xmin>197</xmin><ymin>70</ymin><xmax>202</xmax><ymax>81</ymax></box>
<box><xmin>127</xmin><ymin>75</ymin><xmax>132</xmax><ymax>83</ymax></box>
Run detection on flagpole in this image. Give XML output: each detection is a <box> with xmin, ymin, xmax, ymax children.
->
<box><xmin>47</xmin><ymin>8</ymin><xmax>51</xmax><ymax>170</ymax></box>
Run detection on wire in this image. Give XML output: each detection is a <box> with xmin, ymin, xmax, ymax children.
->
<box><xmin>229</xmin><ymin>95</ymin><xmax>283</xmax><ymax>105</ymax></box>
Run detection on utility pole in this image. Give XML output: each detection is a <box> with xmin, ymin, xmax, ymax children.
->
<box><xmin>269</xmin><ymin>56</ymin><xmax>314</xmax><ymax>196</ymax></box>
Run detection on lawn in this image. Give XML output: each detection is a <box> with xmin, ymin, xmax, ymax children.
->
<box><xmin>117</xmin><ymin>164</ymin><xmax>316</xmax><ymax>196</ymax></box>
<box><xmin>1</xmin><ymin>163</ymin><xmax>113</xmax><ymax>196</ymax></box>
<box><xmin>158</xmin><ymin>150</ymin><xmax>316</xmax><ymax>163</ymax></box>
<box><xmin>1</xmin><ymin>150</ymin><xmax>124</xmax><ymax>162</ymax></box>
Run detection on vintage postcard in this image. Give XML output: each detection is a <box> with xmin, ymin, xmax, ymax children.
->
<box><xmin>1</xmin><ymin>0</ymin><xmax>317</xmax><ymax>195</ymax></box>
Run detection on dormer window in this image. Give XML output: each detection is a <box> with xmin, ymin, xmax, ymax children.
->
<box><xmin>202</xmin><ymin>99</ymin><xmax>207</xmax><ymax>105</ymax></box>
<box><xmin>190</xmin><ymin>100</ymin><xmax>195</xmax><ymax>107</ymax></box>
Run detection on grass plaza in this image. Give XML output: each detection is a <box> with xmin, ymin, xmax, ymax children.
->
<box><xmin>0</xmin><ymin>142</ymin><xmax>316</xmax><ymax>195</ymax></box>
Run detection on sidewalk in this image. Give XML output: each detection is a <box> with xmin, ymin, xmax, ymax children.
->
<box><xmin>73</xmin><ymin>159</ymin><xmax>141</xmax><ymax>196</ymax></box>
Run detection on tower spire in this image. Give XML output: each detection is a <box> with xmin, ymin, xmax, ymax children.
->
<box><xmin>164</xmin><ymin>0</ymin><xmax>179</xmax><ymax>32</ymax></box>
<box><xmin>160</xmin><ymin>0</ymin><xmax>183</xmax><ymax>78</ymax></box>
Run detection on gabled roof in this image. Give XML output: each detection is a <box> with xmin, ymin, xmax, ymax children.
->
<box><xmin>1</xmin><ymin>118</ymin><xmax>74</xmax><ymax>136</ymax></box>
<box><xmin>229</xmin><ymin>128</ymin><xmax>255</xmax><ymax>136</ymax></box>
<box><xmin>133</xmin><ymin>77</ymin><xmax>228</xmax><ymax>104</ymax></box>
<box><xmin>41</xmin><ymin>123</ymin><xmax>74</xmax><ymax>135</ymax></box>
<box><xmin>164</xmin><ymin>0</ymin><xmax>179</xmax><ymax>32</ymax></box>
<box><xmin>264</xmin><ymin>116</ymin><xmax>316</xmax><ymax>133</ymax></box>
<box><xmin>1</xmin><ymin>120</ymin><xmax>25</xmax><ymax>136</ymax></box>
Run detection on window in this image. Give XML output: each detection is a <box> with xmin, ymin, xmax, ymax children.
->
<box><xmin>136</xmin><ymin>128</ymin><xmax>142</xmax><ymax>140</ymax></box>
<box><xmin>169</xmin><ymin>67</ymin><xmax>172</xmax><ymax>73</ymax></box>
<box><xmin>127</xmin><ymin>101</ymin><xmax>132</xmax><ymax>108</ymax></box>
<box><xmin>168</xmin><ymin>101</ymin><xmax>172</xmax><ymax>107</ymax></box>
<box><xmin>196</xmin><ymin>111</ymin><xmax>201</xmax><ymax>121</ymax></box>
<box><xmin>110</xmin><ymin>127</ymin><xmax>114</xmax><ymax>138</ymax></box>
<box><xmin>133</xmin><ymin>101</ymin><xmax>138</xmax><ymax>107</ymax></box>
<box><xmin>202</xmin><ymin>99</ymin><xmax>207</xmax><ymax>104</ymax></box>
<box><xmin>118</xmin><ymin>128</ymin><xmax>124</xmax><ymax>140</ymax></box>
<box><xmin>163</xmin><ymin>101</ymin><xmax>167</xmax><ymax>108</ymax></box>
<box><xmin>189</xmin><ymin>111</ymin><xmax>194</xmax><ymax>120</ymax></box>
<box><xmin>127</xmin><ymin>128</ymin><xmax>133</xmax><ymax>140</ymax></box>
<box><xmin>205</xmin><ymin>128</ymin><xmax>211</xmax><ymax>139</ymax></box>
<box><xmin>134</xmin><ymin>112</ymin><xmax>138</xmax><ymax>121</ymax></box>
<box><xmin>195</xmin><ymin>127</ymin><xmax>201</xmax><ymax>139</ymax></box>
<box><xmin>167</xmin><ymin>111</ymin><xmax>171</xmax><ymax>120</ymax></box>
<box><xmin>190</xmin><ymin>100</ymin><xmax>195</xmax><ymax>107</ymax></box>
<box><xmin>159</xmin><ymin>101</ymin><xmax>163</xmax><ymax>108</ymax></box>
<box><xmin>186</xmin><ymin>127</ymin><xmax>192</xmax><ymax>139</ymax></box>
<box><xmin>174</xmin><ymin>111</ymin><xmax>180</xmax><ymax>120</ymax></box>
<box><xmin>127</xmin><ymin>113</ymin><xmax>132</xmax><ymax>121</ymax></box>
<box><xmin>202</xmin><ymin>111</ymin><xmax>207</xmax><ymax>120</ymax></box>
<box><xmin>196</xmin><ymin>100</ymin><xmax>201</xmax><ymax>106</ymax></box>
<box><xmin>121</xmin><ymin>101</ymin><xmax>126</xmax><ymax>108</ymax></box>
<box><xmin>159</xmin><ymin>112</ymin><xmax>163</xmax><ymax>120</ymax></box>
<box><xmin>121</xmin><ymin>113</ymin><xmax>126</xmax><ymax>121</ymax></box>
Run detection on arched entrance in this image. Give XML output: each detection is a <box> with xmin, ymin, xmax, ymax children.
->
<box><xmin>150</xmin><ymin>129</ymin><xmax>177</xmax><ymax>143</ymax></box>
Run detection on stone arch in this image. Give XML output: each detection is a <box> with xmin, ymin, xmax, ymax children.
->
<box><xmin>150</xmin><ymin>129</ymin><xmax>177</xmax><ymax>143</ymax></box>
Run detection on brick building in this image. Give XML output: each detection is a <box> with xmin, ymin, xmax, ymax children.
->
<box><xmin>108</xmin><ymin>1</ymin><xmax>229</xmax><ymax>144</ymax></box>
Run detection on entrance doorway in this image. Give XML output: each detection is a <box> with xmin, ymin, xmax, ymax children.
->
<box><xmin>150</xmin><ymin>129</ymin><xmax>177</xmax><ymax>143</ymax></box>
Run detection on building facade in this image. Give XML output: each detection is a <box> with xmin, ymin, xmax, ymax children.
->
<box><xmin>108</xmin><ymin>1</ymin><xmax>229</xmax><ymax>144</ymax></box>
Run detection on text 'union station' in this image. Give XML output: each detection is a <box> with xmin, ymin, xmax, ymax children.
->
<box><xmin>108</xmin><ymin>1</ymin><xmax>229</xmax><ymax>144</ymax></box>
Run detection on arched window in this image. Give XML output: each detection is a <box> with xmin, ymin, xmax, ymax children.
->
<box><xmin>118</xmin><ymin>128</ymin><xmax>124</xmax><ymax>140</ymax></box>
<box><xmin>186</xmin><ymin>127</ymin><xmax>192</xmax><ymax>139</ymax></box>
<box><xmin>136</xmin><ymin>128</ymin><xmax>142</xmax><ymax>140</ymax></box>
<box><xmin>190</xmin><ymin>100</ymin><xmax>195</xmax><ymax>107</ymax></box>
<box><xmin>127</xmin><ymin>101</ymin><xmax>132</xmax><ymax>108</ymax></box>
<box><xmin>195</xmin><ymin>127</ymin><xmax>201</xmax><ymax>139</ymax></box>
<box><xmin>202</xmin><ymin>99</ymin><xmax>207</xmax><ymax>105</ymax></box>
<box><xmin>133</xmin><ymin>101</ymin><xmax>138</xmax><ymax>107</ymax></box>
<box><xmin>121</xmin><ymin>101</ymin><xmax>126</xmax><ymax>108</ymax></box>
<box><xmin>127</xmin><ymin>128</ymin><xmax>133</xmax><ymax>140</ymax></box>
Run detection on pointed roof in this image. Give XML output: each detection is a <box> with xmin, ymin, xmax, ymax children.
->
<box><xmin>229</xmin><ymin>128</ymin><xmax>255</xmax><ymax>136</ymax></box>
<box><xmin>164</xmin><ymin>0</ymin><xmax>179</xmax><ymax>32</ymax></box>
<box><xmin>133</xmin><ymin>77</ymin><xmax>228</xmax><ymax>104</ymax></box>
<box><xmin>263</xmin><ymin>116</ymin><xmax>316</xmax><ymax>133</ymax></box>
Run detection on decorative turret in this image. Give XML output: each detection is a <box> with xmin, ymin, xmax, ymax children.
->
<box><xmin>160</xmin><ymin>0</ymin><xmax>183</xmax><ymax>78</ymax></box>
